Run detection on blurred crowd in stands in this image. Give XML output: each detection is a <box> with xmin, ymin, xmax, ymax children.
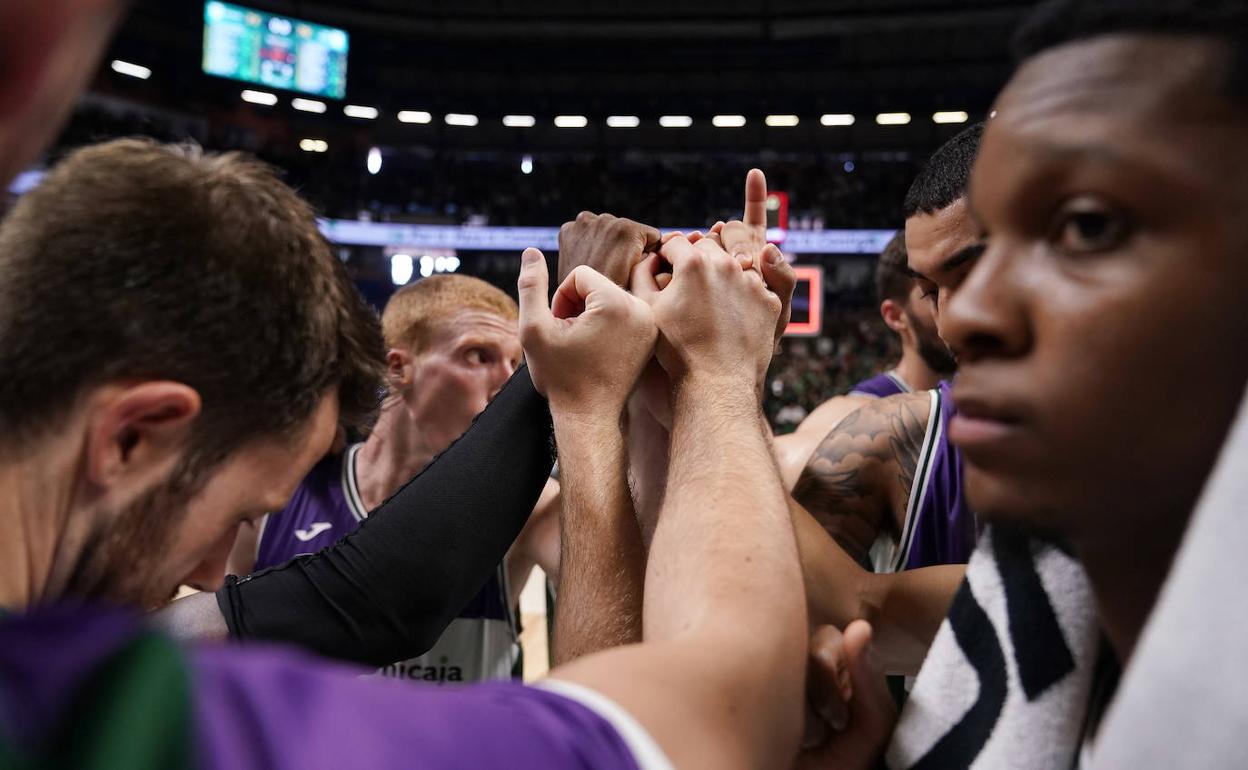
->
<box><xmin>23</xmin><ymin>101</ymin><xmax>908</xmax><ymax>431</ymax></box>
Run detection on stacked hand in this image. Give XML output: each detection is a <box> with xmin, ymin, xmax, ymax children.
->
<box><xmin>629</xmin><ymin>169</ymin><xmax>796</xmax><ymax>424</ymax></box>
<box><xmin>797</xmin><ymin>621</ymin><xmax>897</xmax><ymax>770</ymax></box>
<box><xmin>518</xmin><ymin>248</ymin><xmax>657</xmax><ymax>419</ymax></box>
<box><xmin>519</xmin><ymin>169</ymin><xmax>796</xmax><ymax>421</ymax></box>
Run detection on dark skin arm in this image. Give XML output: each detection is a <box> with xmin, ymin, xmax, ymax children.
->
<box><xmin>792</xmin><ymin>391</ymin><xmax>931</xmax><ymax>564</ymax></box>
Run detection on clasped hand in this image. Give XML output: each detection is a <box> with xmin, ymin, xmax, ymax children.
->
<box><xmin>518</xmin><ymin>170</ymin><xmax>796</xmax><ymax>421</ymax></box>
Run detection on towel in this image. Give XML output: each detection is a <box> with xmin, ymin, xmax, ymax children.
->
<box><xmin>1092</xmin><ymin>386</ymin><xmax>1248</xmax><ymax>768</ymax></box>
<box><xmin>886</xmin><ymin>524</ymin><xmax>1103</xmax><ymax>769</ymax></box>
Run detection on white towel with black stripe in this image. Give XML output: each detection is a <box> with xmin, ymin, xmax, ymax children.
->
<box><xmin>1091</xmin><ymin>386</ymin><xmax>1248</xmax><ymax>768</ymax></box>
<box><xmin>886</xmin><ymin>524</ymin><xmax>1102</xmax><ymax>769</ymax></box>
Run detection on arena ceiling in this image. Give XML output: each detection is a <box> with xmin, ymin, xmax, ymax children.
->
<box><xmin>102</xmin><ymin>0</ymin><xmax>1033</xmax><ymax>151</ymax></box>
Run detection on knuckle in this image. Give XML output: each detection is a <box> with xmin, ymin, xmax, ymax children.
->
<box><xmin>576</xmin><ymin>211</ymin><xmax>594</xmax><ymax>223</ymax></box>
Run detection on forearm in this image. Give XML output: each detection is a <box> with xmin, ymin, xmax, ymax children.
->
<box><xmin>212</xmin><ymin>365</ymin><xmax>554</xmax><ymax>666</ymax></box>
<box><xmin>791</xmin><ymin>496</ymin><xmax>963</xmax><ymax>675</ymax></box>
<box><xmin>644</xmin><ymin>375</ymin><xmax>806</xmax><ymax>764</ymax></box>
<box><xmin>625</xmin><ymin>396</ymin><xmax>670</xmax><ymax>551</ymax></box>
<box><xmin>647</xmin><ymin>379</ymin><xmax>804</xmax><ymax>642</ymax></box>
<box><xmin>551</xmin><ymin>412</ymin><xmax>645</xmax><ymax>664</ymax></box>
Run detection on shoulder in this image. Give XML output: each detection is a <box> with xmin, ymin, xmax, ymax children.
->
<box><xmin>189</xmin><ymin>646</ymin><xmax>654</xmax><ymax>769</ymax></box>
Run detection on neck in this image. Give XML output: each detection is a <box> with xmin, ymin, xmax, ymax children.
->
<box><xmin>893</xmin><ymin>348</ymin><xmax>945</xmax><ymax>392</ymax></box>
<box><xmin>353</xmin><ymin>403</ymin><xmax>437</xmax><ymax>511</ymax></box>
<box><xmin>1075</xmin><ymin>507</ymin><xmax>1188</xmax><ymax>664</ymax></box>
<box><xmin>0</xmin><ymin>438</ymin><xmax>85</xmax><ymax>609</ymax></box>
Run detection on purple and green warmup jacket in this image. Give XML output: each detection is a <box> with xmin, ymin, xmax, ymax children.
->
<box><xmin>0</xmin><ymin>603</ymin><xmax>668</xmax><ymax>770</ymax></box>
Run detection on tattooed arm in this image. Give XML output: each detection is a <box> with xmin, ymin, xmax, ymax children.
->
<box><xmin>789</xmin><ymin>391</ymin><xmax>964</xmax><ymax>675</ymax></box>
<box><xmin>792</xmin><ymin>391</ymin><xmax>932</xmax><ymax>564</ymax></box>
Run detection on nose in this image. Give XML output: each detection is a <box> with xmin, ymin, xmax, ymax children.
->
<box><xmin>939</xmin><ymin>242</ymin><xmax>1031</xmax><ymax>364</ymax></box>
<box><xmin>184</xmin><ymin>522</ymin><xmax>240</xmax><ymax>593</ymax></box>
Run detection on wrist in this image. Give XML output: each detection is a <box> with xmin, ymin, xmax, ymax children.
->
<box><xmin>672</xmin><ymin>372</ymin><xmax>761</xmax><ymax>415</ymax></box>
<box><xmin>550</xmin><ymin>398</ymin><xmax>625</xmax><ymax>435</ymax></box>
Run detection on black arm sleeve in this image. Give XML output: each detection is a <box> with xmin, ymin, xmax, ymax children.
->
<box><xmin>215</xmin><ymin>364</ymin><xmax>554</xmax><ymax>667</ymax></box>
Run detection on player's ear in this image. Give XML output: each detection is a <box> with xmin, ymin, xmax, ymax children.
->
<box><xmin>85</xmin><ymin>381</ymin><xmax>201</xmax><ymax>491</ymax></box>
<box><xmin>880</xmin><ymin>300</ymin><xmax>907</xmax><ymax>334</ymax></box>
<box><xmin>386</xmin><ymin>348</ymin><xmax>415</xmax><ymax>389</ymax></box>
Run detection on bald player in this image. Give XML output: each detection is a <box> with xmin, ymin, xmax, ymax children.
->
<box><xmin>231</xmin><ymin>275</ymin><xmax>560</xmax><ymax>684</ymax></box>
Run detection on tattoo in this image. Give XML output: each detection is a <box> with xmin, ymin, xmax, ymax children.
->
<box><xmin>793</xmin><ymin>392</ymin><xmax>931</xmax><ymax>562</ymax></box>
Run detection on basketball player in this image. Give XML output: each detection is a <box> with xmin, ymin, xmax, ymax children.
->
<box><xmin>228</xmin><ymin>275</ymin><xmax>560</xmax><ymax>684</ymax></box>
<box><xmin>0</xmin><ymin>137</ymin><xmax>809</xmax><ymax>768</ymax></box>
<box><xmin>804</xmin><ymin>2</ymin><xmax>1248</xmax><ymax>766</ymax></box>
<box><xmin>793</xmin><ymin>124</ymin><xmax>984</xmax><ymax>578</ymax></box>
<box><xmin>775</xmin><ymin>230</ymin><xmax>957</xmax><ymax>488</ymax></box>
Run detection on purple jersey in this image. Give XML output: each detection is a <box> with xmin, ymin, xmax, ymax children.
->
<box><xmin>870</xmin><ymin>381</ymin><xmax>978</xmax><ymax>573</ymax></box>
<box><xmin>254</xmin><ymin>443</ymin><xmax>519</xmax><ymax>683</ymax></box>
<box><xmin>0</xmin><ymin>604</ymin><xmax>665</xmax><ymax>770</ymax></box>
<box><xmin>848</xmin><ymin>370</ymin><xmax>912</xmax><ymax>399</ymax></box>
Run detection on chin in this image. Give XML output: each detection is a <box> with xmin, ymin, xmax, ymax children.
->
<box><xmin>964</xmin><ymin>465</ymin><xmax>1068</xmax><ymax>542</ymax></box>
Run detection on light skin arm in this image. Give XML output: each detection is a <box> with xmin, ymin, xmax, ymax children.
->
<box><xmin>504</xmin><ymin>479</ymin><xmax>561</xmax><ymax>610</ymax></box>
<box><xmin>542</xmin><ymin>227</ymin><xmax>808</xmax><ymax>769</ymax></box>
<box><xmin>516</xmin><ymin>251</ymin><xmax>651</xmax><ymax>665</ymax></box>
<box><xmin>548</xmin><ymin>422</ymin><xmax>645</xmax><ymax>664</ymax></box>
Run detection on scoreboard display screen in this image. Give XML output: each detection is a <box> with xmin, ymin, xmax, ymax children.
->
<box><xmin>202</xmin><ymin>1</ymin><xmax>349</xmax><ymax>99</ymax></box>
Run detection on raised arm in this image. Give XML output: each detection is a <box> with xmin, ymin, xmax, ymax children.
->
<box><xmin>515</xmin><ymin>249</ymin><xmax>653</xmax><ymax>665</ymax></box>
<box><xmin>546</xmin><ymin>228</ymin><xmax>808</xmax><ymax>769</ymax></box>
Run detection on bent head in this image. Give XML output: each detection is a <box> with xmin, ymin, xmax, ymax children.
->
<box><xmin>381</xmin><ymin>276</ymin><xmax>521</xmax><ymax>455</ymax></box>
<box><xmin>944</xmin><ymin>0</ymin><xmax>1248</xmax><ymax>542</ymax></box>
<box><xmin>0</xmin><ymin>140</ymin><xmax>385</xmax><ymax>608</ymax></box>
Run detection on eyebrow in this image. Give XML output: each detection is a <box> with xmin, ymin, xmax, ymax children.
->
<box><xmin>908</xmin><ymin>242</ymin><xmax>986</xmax><ymax>283</ymax></box>
<box><xmin>940</xmin><ymin>242</ymin><xmax>986</xmax><ymax>274</ymax></box>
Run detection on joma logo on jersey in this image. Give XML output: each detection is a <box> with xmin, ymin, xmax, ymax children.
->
<box><xmin>380</xmin><ymin>656</ymin><xmax>464</xmax><ymax>683</ymax></box>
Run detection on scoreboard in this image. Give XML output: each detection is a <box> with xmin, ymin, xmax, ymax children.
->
<box><xmin>202</xmin><ymin>1</ymin><xmax>349</xmax><ymax>99</ymax></box>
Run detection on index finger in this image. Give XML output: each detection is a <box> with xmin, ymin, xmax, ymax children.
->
<box><xmin>744</xmin><ymin>168</ymin><xmax>768</xmax><ymax>231</ymax></box>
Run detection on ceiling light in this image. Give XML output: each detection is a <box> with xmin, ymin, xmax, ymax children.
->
<box><xmin>111</xmin><ymin>60</ymin><xmax>151</xmax><ymax>80</ymax></box>
<box><xmin>820</xmin><ymin>113</ymin><xmax>855</xmax><ymax>126</ymax></box>
<box><xmin>876</xmin><ymin>112</ymin><xmax>912</xmax><ymax>125</ymax></box>
<box><xmin>292</xmin><ymin>98</ymin><xmax>327</xmax><ymax>113</ymax></box>
<box><xmin>606</xmin><ymin>115</ymin><xmax>640</xmax><ymax>128</ymax></box>
<box><xmin>344</xmin><ymin>104</ymin><xmax>379</xmax><ymax>119</ymax></box>
<box><xmin>241</xmin><ymin>89</ymin><xmax>278</xmax><ymax>106</ymax></box>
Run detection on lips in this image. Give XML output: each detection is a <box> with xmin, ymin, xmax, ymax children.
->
<box><xmin>948</xmin><ymin>390</ymin><xmax>1025</xmax><ymax>455</ymax></box>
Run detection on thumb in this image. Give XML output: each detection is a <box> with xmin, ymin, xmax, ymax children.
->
<box><xmin>630</xmin><ymin>254</ymin><xmax>663</xmax><ymax>303</ymax></box>
<box><xmin>842</xmin><ymin>620</ymin><xmax>896</xmax><ymax>730</ymax></box>
<box><xmin>760</xmin><ymin>244</ymin><xmax>796</xmax><ymax>342</ymax></box>
<box><xmin>518</xmin><ymin>247</ymin><xmax>553</xmax><ymax>340</ymax></box>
